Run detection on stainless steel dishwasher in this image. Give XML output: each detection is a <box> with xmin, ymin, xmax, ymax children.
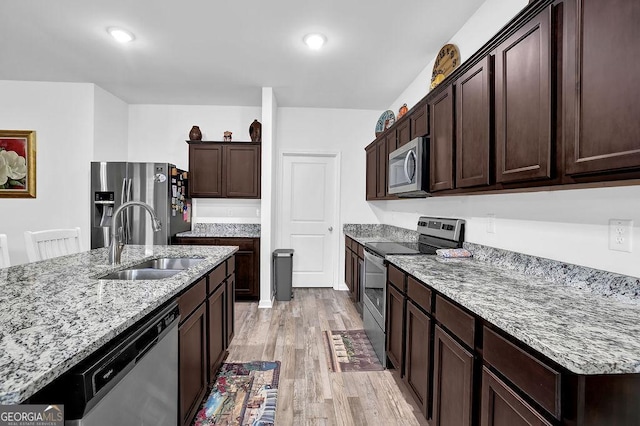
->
<box><xmin>33</xmin><ymin>302</ymin><xmax>179</xmax><ymax>425</ymax></box>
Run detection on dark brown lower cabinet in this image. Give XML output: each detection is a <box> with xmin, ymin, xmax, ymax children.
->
<box><xmin>208</xmin><ymin>283</ymin><xmax>226</xmax><ymax>380</ymax></box>
<box><xmin>176</xmin><ymin>237</ymin><xmax>260</xmax><ymax>301</ymax></box>
<box><xmin>179</xmin><ymin>303</ymin><xmax>207</xmax><ymax>426</ymax></box>
<box><xmin>344</xmin><ymin>238</ymin><xmax>363</xmax><ymax>307</ymax></box>
<box><xmin>226</xmin><ymin>274</ymin><xmax>235</xmax><ymax>346</ymax></box>
<box><xmin>404</xmin><ymin>300</ymin><xmax>431</xmax><ymax>418</ymax></box>
<box><xmin>432</xmin><ymin>325</ymin><xmax>474</xmax><ymax>426</ymax></box>
<box><xmin>345</xmin><ymin>247</ymin><xmax>353</xmax><ymax>294</ymax></box>
<box><xmin>386</xmin><ymin>284</ymin><xmax>405</xmax><ymax>370</ymax></box>
<box><xmin>481</xmin><ymin>368</ymin><xmax>551</xmax><ymax>426</ymax></box>
<box><xmin>179</xmin><ymin>259</ymin><xmax>234</xmax><ymax>426</ymax></box>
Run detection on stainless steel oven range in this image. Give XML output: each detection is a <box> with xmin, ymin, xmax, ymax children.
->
<box><xmin>362</xmin><ymin>217</ymin><xmax>465</xmax><ymax>365</ymax></box>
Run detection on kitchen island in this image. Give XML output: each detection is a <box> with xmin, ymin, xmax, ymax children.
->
<box><xmin>0</xmin><ymin>244</ymin><xmax>237</xmax><ymax>405</ymax></box>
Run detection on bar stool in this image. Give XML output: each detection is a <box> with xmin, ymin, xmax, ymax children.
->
<box><xmin>24</xmin><ymin>227</ymin><xmax>82</xmax><ymax>262</ymax></box>
<box><xmin>0</xmin><ymin>234</ymin><xmax>10</xmax><ymax>267</ymax></box>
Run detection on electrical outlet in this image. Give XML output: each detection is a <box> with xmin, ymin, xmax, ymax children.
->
<box><xmin>486</xmin><ymin>214</ymin><xmax>496</xmax><ymax>234</ymax></box>
<box><xmin>227</xmin><ymin>208</ymin><xmax>233</xmax><ymax>217</ymax></box>
<box><xmin>608</xmin><ymin>219</ymin><xmax>633</xmax><ymax>252</ymax></box>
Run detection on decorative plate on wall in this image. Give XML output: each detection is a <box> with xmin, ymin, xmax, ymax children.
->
<box><xmin>375</xmin><ymin>110</ymin><xmax>396</xmax><ymax>136</ymax></box>
<box><xmin>430</xmin><ymin>44</ymin><xmax>460</xmax><ymax>90</ymax></box>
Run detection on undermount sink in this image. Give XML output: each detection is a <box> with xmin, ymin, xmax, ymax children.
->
<box><xmin>98</xmin><ymin>257</ymin><xmax>205</xmax><ymax>280</ymax></box>
<box><xmin>99</xmin><ymin>268</ymin><xmax>181</xmax><ymax>280</ymax></box>
<box><xmin>130</xmin><ymin>257</ymin><xmax>204</xmax><ymax>270</ymax></box>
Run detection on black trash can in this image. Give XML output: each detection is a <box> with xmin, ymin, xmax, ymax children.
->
<box><xmin>273</xmin><ymin>249</ymin><xmax>294</xmax><ymax>301</ymax></box>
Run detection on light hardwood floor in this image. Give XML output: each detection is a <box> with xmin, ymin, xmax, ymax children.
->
<box><xmin>226</xmin><ymin>288</ymin><xmax>429</xmax><ymax>426</ymax></box>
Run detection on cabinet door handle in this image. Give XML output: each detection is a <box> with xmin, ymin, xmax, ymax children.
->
<box><xmin>328</xmin><ymin>226</ymin><xmax>333</xmax><ymax>232</ymax></box>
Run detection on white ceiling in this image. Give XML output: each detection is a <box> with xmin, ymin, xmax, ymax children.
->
<box><xmin>0</xmin><ymin>0</ymin><xmax>486</xmax><ymax>109</ymax></box>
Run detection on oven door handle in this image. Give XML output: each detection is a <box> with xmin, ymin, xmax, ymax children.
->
<box><xmin>364</xmin><ymin>248</ymin><xmax>386</xmax><ymax>269</ymax></box>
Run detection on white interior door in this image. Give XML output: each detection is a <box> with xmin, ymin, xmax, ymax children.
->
<box><xmin>280</xmin><ymin>153</ymin><xmax>338</xmax><ymax>288</ymax></box>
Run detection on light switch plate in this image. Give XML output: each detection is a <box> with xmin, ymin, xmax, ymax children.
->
<box><xmin>486</xmin><ymin>214</ymin><xmax>496</xmax><ymax>234</ymax></box>
<box><xmin>608</xmin><ymin>219</ymin><xmax>633</xmax><ymax>252</ymax></box>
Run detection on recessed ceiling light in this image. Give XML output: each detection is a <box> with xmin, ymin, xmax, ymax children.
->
<box><xmin>303</xmin><ymin>33</ymin><xmax>326</xmax><ymax>50</ymax></box>
<box><xmin>107</xmin><ymin>27</ymin><xmax>135</xmax><ymax>43</ymax></box>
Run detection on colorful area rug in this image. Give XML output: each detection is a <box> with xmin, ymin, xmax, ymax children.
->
<box><xmin>323</xmin><ymin>329</ymin><xmax>384</xmax><ymax>372</ymax></box>
<box><xmin>193</xmin><ymin>361</ymin><xmax>280</xmax><ymax>426</ymax></box>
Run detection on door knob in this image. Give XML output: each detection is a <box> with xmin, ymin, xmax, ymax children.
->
<box><xmin>328</xmin><ymin>226</ymin><xmax>333</xmax><ymax>232</ymax></box>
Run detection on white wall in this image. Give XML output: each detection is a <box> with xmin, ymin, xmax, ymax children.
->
<box><xmin>389</xmin><ymin>0</ymin><xmax>528</xmax><ymax>114</ymax></box>
<box><xmin>0</xmin><ymin>80</ymin><xmax>95</xmax><ymax>265</ymax></box>
<box><xmin>127</xmin><ymin>104</ymin><xmax>262</xmax><ymax>224</ymax></box>
<box><xmin>276</xmin><ymin>107</ymin><xmax>381</xmax><ymax>290</ymax></box>
<box><xmin>259</xmin><ymin>88</ymin><xmax>277</xmax><ymax>308</ymax></box>
<box><xmin>372</xmin><ymin>186</ymin><xmax>640</xmax><ymax>278</ymax></box>
<box><xmin>93</xmin><ymin>85</ymin><xmax>129</xmax><ymax>161</ymax></box>
<box><xmin>128</xmin><ymin>104</ymin><xmax>261</xmax><ymax>172</ymax></box>
<box><xmin>374</xmin><ymin>0</ymin><xmax>640</xmax><ymax>279</ymax></box>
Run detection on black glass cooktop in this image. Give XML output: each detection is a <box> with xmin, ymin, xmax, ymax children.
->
<box><xmin>365</xmin><ymin>241</ymin><xmax>438</xmax><ymax>256</ymax></box>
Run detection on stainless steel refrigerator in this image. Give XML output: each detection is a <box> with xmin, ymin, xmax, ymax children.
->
<box><xmin>91</xmin><ymin>162</ymin><xmax>191</xmax><ymax>249</ymax></box>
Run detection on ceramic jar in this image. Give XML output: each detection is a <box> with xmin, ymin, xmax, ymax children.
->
<box><xmin>249</xmin><ymin>119</ymin><xmax>262</xmax><ymax>142</ymax></box>
<box><xmin>189</xmin><ymin>125</ymin><xmax>202</xmax><ymax>141</ymax></box>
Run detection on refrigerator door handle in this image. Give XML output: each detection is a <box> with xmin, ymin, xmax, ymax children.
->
<box><xmin>120</xmin><ymin>178</ymin><xmax>128</xmax><ymax>244</ymax></box>
<box><xmin>125</xmin><ymin>178</ymin><xmax>133</xmax><ymax>242</ymax></box>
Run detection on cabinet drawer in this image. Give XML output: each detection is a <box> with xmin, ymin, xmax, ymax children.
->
<box><xmin>435</xmin><ymin>295</ymin><xmax>475</xmax><ymax>348</ymax></box>
<box><xmin>388</xmin><ymin>264</ymin><xmax>405</xmax><ymax>292</ymax></box>
<box><xmin>208</xmin><ymin>263</ymin><xmax>226</xmax><ymax>294</ymax></box>
<box><xmin>179</xmin><ymin>277</ymin><xmax>207</xmax><ymax>322</ymax></box>
<box><xmin>216</xmin><ymin>238</ymin><xmax>254</xmax><ymax>251</ymax></box>
<box><xmin>407</xmin><ymin>276</ymin><xmax>431</xmax><ymax>314</ymax></box>
<box><xmin>346</xmin><ymin>236</ymin><xmax>354</xmax><ymax>251</ymax></box>
<box><xmin>483</xmin><ymin>327</ymin><xmax>560</xmax><ymax>419</ymax></box>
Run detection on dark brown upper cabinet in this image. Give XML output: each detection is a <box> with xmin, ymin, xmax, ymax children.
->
<box><xmin>397</xmin><ymin>117</ymin><xmax>411</xmax><ymax>147</ymax></box>
<box><xmin>430</xmin><ymin>85</ymin><xmax>456</xmax><ymax>192</ymax></box>
<box><xmin>365</xmin><ymin>144</ymin><xmax>377</xmax><ymax>200</ymax></box>
<box><xmin>365</xmin><ymin>132</ymin><xmax>396</xmax><ymax>201</ymax></box>
<box><xmin>377</xmin><ymin>137</ymin><xmax>388</xmax><ymax>199</ymax></box>
<box><xmin>410</xmin><ymin>101</ymin><xmax>429</xmax><ymax>140</ymax></box>
<box><xmin>455</xmin><ymin>56</ymin><xmax>493</xmax><ymax>188</ymax></box>
<box><xmin>495</xmin><ymin>6</ymin><xmax>552</xmax><ymax>184</ymax></box>
<box><xmin>189</xmin><ymin>144</ymin><xmax>223</xmax><ymax>197</ymax></box>
<box><xmin>188</xmin><ymin>142</ymin><xmax>261</xmax><ymax>198</ymax></box>
<box><xmin>564</xmin><ymin>0</ymin><xmax>640</xmax><ymax>176</ymax></box>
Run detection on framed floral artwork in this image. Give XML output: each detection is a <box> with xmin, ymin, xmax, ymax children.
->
<box><xmin>0</xmin><ymin>130</ymin><xmax>36</xmax><ymax>198</ymax></box>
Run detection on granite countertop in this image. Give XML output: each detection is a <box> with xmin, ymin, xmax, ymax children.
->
<box><xmin>387</xmin><ymin>254</ymin><xmax>640</xmax><ymax>375</ymax></box>
<box><xmin>343</xmin><ymin>222</ymin><xmax>640</xmax><ymax>375</ymax></box>
<box><xmin>177</xmin><ymin>223</ymin><xmax>261</xmax><ymax>238</ymax></box>
<box><xmin>0</xmin><ymin>244</ymin><xmax>237</xmax><ymax>404</ymax></box>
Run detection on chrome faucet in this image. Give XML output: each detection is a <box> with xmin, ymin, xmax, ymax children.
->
<box><xmin>109</xmin><ymin>201</ymin><xmax>162</xmax><ymax>264</ymax></box>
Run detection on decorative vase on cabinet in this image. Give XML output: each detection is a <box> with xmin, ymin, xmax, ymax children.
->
<box><xmin>249</xmin><ymin>119</ymin><xmax>262</xmax><ymax>142</ymax></box>
<box><xmin>189</xmin><ymin>126</ymin><xmax>202</xmax><ymax>141</ymax></box>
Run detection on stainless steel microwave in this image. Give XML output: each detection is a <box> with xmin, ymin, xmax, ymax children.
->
<box><xmin>388</xmin><ymin>136</ymin><xmax>430</xmax><ymax>197</ymax></box>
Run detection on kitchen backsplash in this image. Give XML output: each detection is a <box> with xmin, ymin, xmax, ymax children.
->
<box><xmin>464</xmin><ymin>242</ymin><xmax>640</xmax><ymax>303</ymax></box>
<box><xmin>343</xmin><ymin>223</ymin><xmax>419</xmax><ymax>242</ymax></box>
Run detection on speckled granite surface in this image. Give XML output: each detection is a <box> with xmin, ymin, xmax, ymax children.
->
<box><xmin>464</xmin><ymin>242</ymin><xmax>640</xmax><ymax>302</ymax></box>
<box><xmin>178</xmin><ymin>223</ymin><xmax>261</xmax><ymax>238</ymax></box>
<box><xmin>387</xmin><ymin>254</ymin><xmax>640</xmax><ymax>375</ymax></box>
<box><xmin>343</xmin><ymin>223</ymin><xmax>418</xmax><ymax>244</ymax></box>
<box><xmin>0</xmin><ymin>245</ymin><xmax>237</xmax><ymax>404</ymax></box>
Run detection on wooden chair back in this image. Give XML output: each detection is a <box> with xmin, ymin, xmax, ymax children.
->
<box><xmin>0</xmin><ymin>234</ymin><xmax>10</xmax><ymax>268</ymax></box>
